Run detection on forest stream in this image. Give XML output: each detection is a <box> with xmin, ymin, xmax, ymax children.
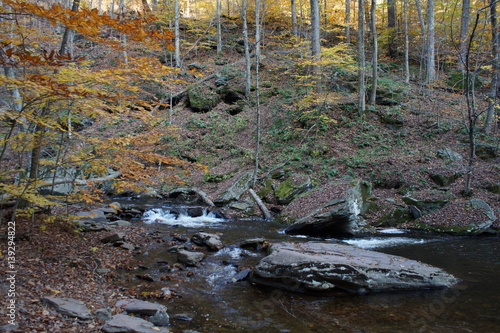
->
<box><xmin>115</xmin><ymin>201</ymin><xmax>500</xmax><ymax>333</ymax></box>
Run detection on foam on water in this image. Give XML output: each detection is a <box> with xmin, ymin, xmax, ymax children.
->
<box><xmin>142</xmin><ymin>208</ymin><xmax>225</xmax><ymax>227</ymax></box>
<box><xmin>342</xmin><ymin>237</ymin><xmax>428</xmax><ymax>249</ymax></box>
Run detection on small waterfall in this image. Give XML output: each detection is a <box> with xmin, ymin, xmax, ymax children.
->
<box><xmin>142</xmin><ymin>208</ymin><xmax>225</xmax><ymax>227</ymax></box>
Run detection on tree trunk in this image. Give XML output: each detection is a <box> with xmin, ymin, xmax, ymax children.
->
<box><xmin>370</xmin><ymin>0</ymin><xmax>377</xmax><ymax>105</ymax></box>
<box><xmin>358</xmin><ymin>0</ymin><xmax>366</xmax><ymax>117</ymax></box>
<box><xmin>426</xmin><ymin>0</ymin><xmax>436</xmax><ymax>82</ymax></box>
<box><xmin>216</xmin><ymin>0</ymin><xmax>222</xmax><ymax>55</ymax></box>
<box><xmin>404</xmin><ymin>0</ymin><xmax>410</xmax><ymax>83</ymax></box>
<box><xmin>174</xmin><ymin>0</ymin><xmax>182</xmax><ymax>68</ymax></box>
<box><xmin>291</xmin><ymin>0</ymin><xmax>298</xmax><ymax>36</ymax></box>
<box><xmin>59</xmin><ymin>0</ymin><xmax>80</xmax><ymax>57</ymax></box>
<box><xmin>387</xmin><ymin>0</ymin><xmax>397</xmax><ymax>57</ymax></box>
<box><xmin>458</xmin><ymin>0</ymin><xmax>471</xmax><ymax>70</ymax></box>
<box><xmin>253</xmin><ymin>0</ymin><xmax>262</xmax><ymax>187</ymax></box>
<box><xmin>241</xmin><ymin>0</ymin><xmax>251</xmax><ymax>97</ymax></box>
<box><xmin>346</xmin><ymin>0</ymin><xmax>351</xmax><ymax>43</ymax></box>
<box><xmin>484</xmin><ymin>0</ymin><xmax>499</xmax><ymax>133</ymax></box>
<box><xmin>310</xmin><ymin>0</ymin><xmax>321</xmax><ymax>75</ymax></box>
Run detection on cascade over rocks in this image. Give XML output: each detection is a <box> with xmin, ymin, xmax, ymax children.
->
<box><xmin>283</xmin><ymin>180</ymin><xmax>372</xmax><ymax>237</ymax></box>
<box><xmin>250</xmin><ymin>242</ymin><xmax>459</xmax><ymax>294</ymax></box>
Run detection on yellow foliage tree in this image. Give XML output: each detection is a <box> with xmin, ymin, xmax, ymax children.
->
<box><xmin>0</xmin><ymin>0</ymin><xmax>204</xmax><ymax>219</ymax></box>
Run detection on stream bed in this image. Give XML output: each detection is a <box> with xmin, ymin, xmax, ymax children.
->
<box><xmin>118</xmin><ymin>204</ymin><xmax>500</xmax><ymax>333</ymax></box>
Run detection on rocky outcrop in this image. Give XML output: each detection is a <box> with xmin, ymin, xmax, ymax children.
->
<box><xmin>274</xmin><ymin>175</ymin><xmax>317</xmax><ymax>205</ymax></box>
<box><xmin>215</xmin><ymin>170</ymin><xmax>254</xmax><ymax>204</ymax></box>
<box><xmin>402</xmin><ymin>190</ymin><xmax>454</xmax><ymax>217</ymax></box>
<box><xmin>250</xmin><ymin>242</ymin><xmax>459</xmax><ymax>294</ymax></box>
<box><xmin>283</xmin><ymin>180</ymin><xmax>372</xmax><ymax>237</ymax></box>
<box><xmin>411</xmin><ymin>198</ymin><xmax>497</xmax><ymax>235</ymax></box>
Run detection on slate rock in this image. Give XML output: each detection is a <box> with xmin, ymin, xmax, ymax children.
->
<box><xmin>191</xmin><ymin>232</ymin><xmax>224</xmax><ymax>251</ymax></box>
<box><xmin>115</xmin><ymin>299</ymin><xmax>167</xmax><ymax>316</ymax></box>
<box><xmin>250</xmin><ymin>242</ymin><xmax>458</xmax><ymax>294</ymax></box>
<box><xmin>42</xmin><ymin>297</ymin><xmax>93</xmax><ymax>320</ymax></box>
<box><xmin>101</xmin><ymin>232</ymin><xmax>126</xmax><ymax>244</ymax></box>
<box><xmin>101</xmin><ymin>313</ymin><xmax>169</xmax><ymax>333</ymax></box>
<box><xmin>177</xmin><ymin>250</ymin><xmax>205</xmax><ymax>266</ymax></box>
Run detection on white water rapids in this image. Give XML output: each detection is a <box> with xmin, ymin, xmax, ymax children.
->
<box><xmin>142</xmin><ymin>208</ymin><xmax>225</xmax><ymax>227</ymax></box>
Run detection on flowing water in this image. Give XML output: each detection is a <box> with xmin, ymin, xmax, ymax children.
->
<box><xmin>120</xmin><ymin>205</ymin><xmax>500</xmax><ymax>333</ymax></box>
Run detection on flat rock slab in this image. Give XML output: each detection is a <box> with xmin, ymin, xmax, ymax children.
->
<box><xmin>251</xmin><ymin>242</ymin><xmax>459</xmax><ymax>294</ymax></box>
<box><xmin>42</xmin><ymin>297</ymin><xmax>92</xmax><ymax>320</ymax></box>
<box><xmin>115</xmin><ymin>299</ymin><xmax>167</xmax><ymax>316</ymax></box>
<box><xmin>101</xmin><ymin>313</ymin><xmax>169</xmax><ymax>333</ymax></box>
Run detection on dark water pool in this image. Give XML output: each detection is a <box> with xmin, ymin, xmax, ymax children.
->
<box><xmin>120</xmin><ymin>213</ymin><xmax>499</xmax><ymax>333</ymax></box>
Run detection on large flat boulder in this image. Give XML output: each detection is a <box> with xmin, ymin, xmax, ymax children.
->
<box><xmin>250</xmin><ymin>242</ymin><xmax>458</xmax><ymax>294</ymax></box>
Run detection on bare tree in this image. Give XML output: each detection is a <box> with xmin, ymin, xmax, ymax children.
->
<box><xmin>458</xmin><ymin>0</ymin><xmax>471</xmax><ymax>70</ymax></box>
<box><xmin>59</xmin><ymin>0</ymin><xmax>80</xmax><ymax>57</ymax></box>
<box><xmin>310</xmin><ymin>0</ymin><xmax>321</xmax><ymax>69</ymax></box>
<box><xmin>346</xmin><ymin>0</ymin><xmax>351</xmax><ymax>43</ymax></box>
<box><xmin>241</xmin><ymin>0</ymin><xmax>251</xmax><ymax>97</ymax></box>
<box><xmin>291</xmin><ymin>0</ymin><xmax>298</xmax><ymax>36</ymax></box>
<box><xmin>358</xmin><ymin>0</ymin><xmax>366</xmax><ymax>116</ymax></box>
<box><xmin>370</xmin><ymin>0</ymin><xmax>377</xmax><ymax>105</ymax></box>
<box><xmin>174</xmin><ymin>0</ymin><xmax>182</xmax><ymax>68</ymax></box>
<box><xmin>426</xmin><ymin>0</ymin><xmax>436</xmax><ymax>82</ymax></box>
<box><xmin>216</xmin><ymin>0</ymin><xmax>222</xmax><ymax>55</ymax></box>
<box><xmin>404</xmin><ymin>0</ymin><xmax>410</xmax><ymax>83</ymax></box>
<box><xmin>387</xmin><ymin>0</ymin><xmax>397</xmax><ymax>57</ymax></box>
<box><xmin>484</xmin><ymin>0</ymin><xmax>499</xmax><ymax>133</ymax></box>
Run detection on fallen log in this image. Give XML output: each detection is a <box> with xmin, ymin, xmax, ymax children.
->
<box><xmin>249</xmin><ymin>188</ymin><xmax>272</xmax><ymax>220</ymax></box>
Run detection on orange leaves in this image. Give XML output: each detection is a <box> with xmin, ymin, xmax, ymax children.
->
<box><xmin>3</xmin><ymin>0</ymin><xmax>173</xmax><ymax>51</ymax></box>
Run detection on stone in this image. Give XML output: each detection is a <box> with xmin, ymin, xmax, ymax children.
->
<box><xmin>120</xmin><ymin>243</ymin><xmax>136</xmax><ymax>251</ymax></box>
<box><xmin>275</xmin><ymin>176</ymin><xmax>317</xmax><ymax>205</ymax></box>
<box><xmin>250</xmin><ymin>242</ymin><xmax>458</xmax><ymax>294</ymax></box>
<box><xmin>402</xmin><ymin>190</ymin><xmax>454</xmax><ymax>216</ymax></box>
<box><xmin>240</xmin><ymin>238</ymin><xmax>269</xmax><ymax>251</ymax></box>
<box><xmin>436</xmin><ymin>148</ymin><xmax>462</xmax><ymax>161</ymax></box>
<box><xmin>191</xmin><ymin>232</ymin><xmax>224</xmax><ymax>251</ymax></box>
<box><xmin>283</xmin><ymin>180</ymin><xmax>372</xmax><ymax>237</ymax></box>
<box><xmin>187</xmin><ymin>84</ymin><xmax>221</xmax><ymax>112</ymax></box>
<box><xmin>177</xmin><ymin>250</ymin><xmax>205</xmax><ymax>266</ymax></box>
<box><xmin>42</xmin><ymin>297</ymin><xmax>93</xmax><ymax>320</ymax></box>
<box><xmin>94</xmin><ymin>308</ymin><xmax>112</xmax><ymax>322</ymax></box>
<box><xmin>149</xmin><ymin>310</ymin><xmax>170</xmax><ymax>326</ymax></box>
<box><xmin>101</xmin><ymin>313</ymin><xmax>169</xmax><ymax>333</ymax></box>
<box><xmin>475</xmin><ymin>144</ymin><xmax>498</xmax><ymax>160</ymax></box>
<box><xmin>110</xmin><ymin>220</ymin><xmax>132</xmax><ymax>226</ymax></box>
<box><xmin>115</xmin><ymin>299</ymin><xmax>167</xmax><ymax>316</ymax></box>
<box><xmin>428</xmin><ymin>170</ymin><xmax>463</xmax><ymax>186</ymax></box>
<box><xmin>412</xmin><ymin>199</ymin><xmax>496</xmax><ymax>235</ymax></box>
<box><xmin>101</xmin><ymin>232</ymin><xmax>126</xmax><ymax>244</ymax></box>
<box><xmin>375</xmin><ymin>207</ymin><xmax>412</xmax><ymax>227</ymax></box>
<box><xmin>215</xmin><ymin>170</ymin><xmax>254</xmax><ymax>204</ymax></box>
<box><xmin>75</xmin><ymin>209</ymin><xmax>108</xmax><ymax>223</ymax></box>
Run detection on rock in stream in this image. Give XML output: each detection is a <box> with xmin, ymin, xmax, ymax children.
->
<box><xmin>250</xmin><ymin>242</ymin><xmax>459</xmax><ymax>294</ymax></box>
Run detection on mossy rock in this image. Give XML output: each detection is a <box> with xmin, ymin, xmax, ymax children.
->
<box><xmin>410</xmin><ymin>198</ymin><xmax>496</xmax><ymax>235</ymax></box>
<box><xmin>485</xmin><ymin>183</ymin><xmax>500</xmax><ymax>194</ymax></box>
<box><xmin>375</xmin><ymin>207</ymin><xmax>412</xmax><ymax>227</ymax></box>
<box><xmin>475</xmin><ymin>144</ymin><xmax>498</xmax><ymax>160</ymax></box>
<box><xmin>275</xmin><ymin>176</ymin><xmax>317</xmax><ymax>205</ymax></box>
<box><xmin>428</xmin><ymin>170</ymin><xmax>463</xmax><ymax>186</ymax></box>
<box><xmin>188</xmin><ymin>84</ymin><xmax>221</xmax><ymax>112</ymax></box>
<box><xmin>402</xmin><ymin>190</ymin><xmax>454</xmax><ymax>216</ymax></box>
